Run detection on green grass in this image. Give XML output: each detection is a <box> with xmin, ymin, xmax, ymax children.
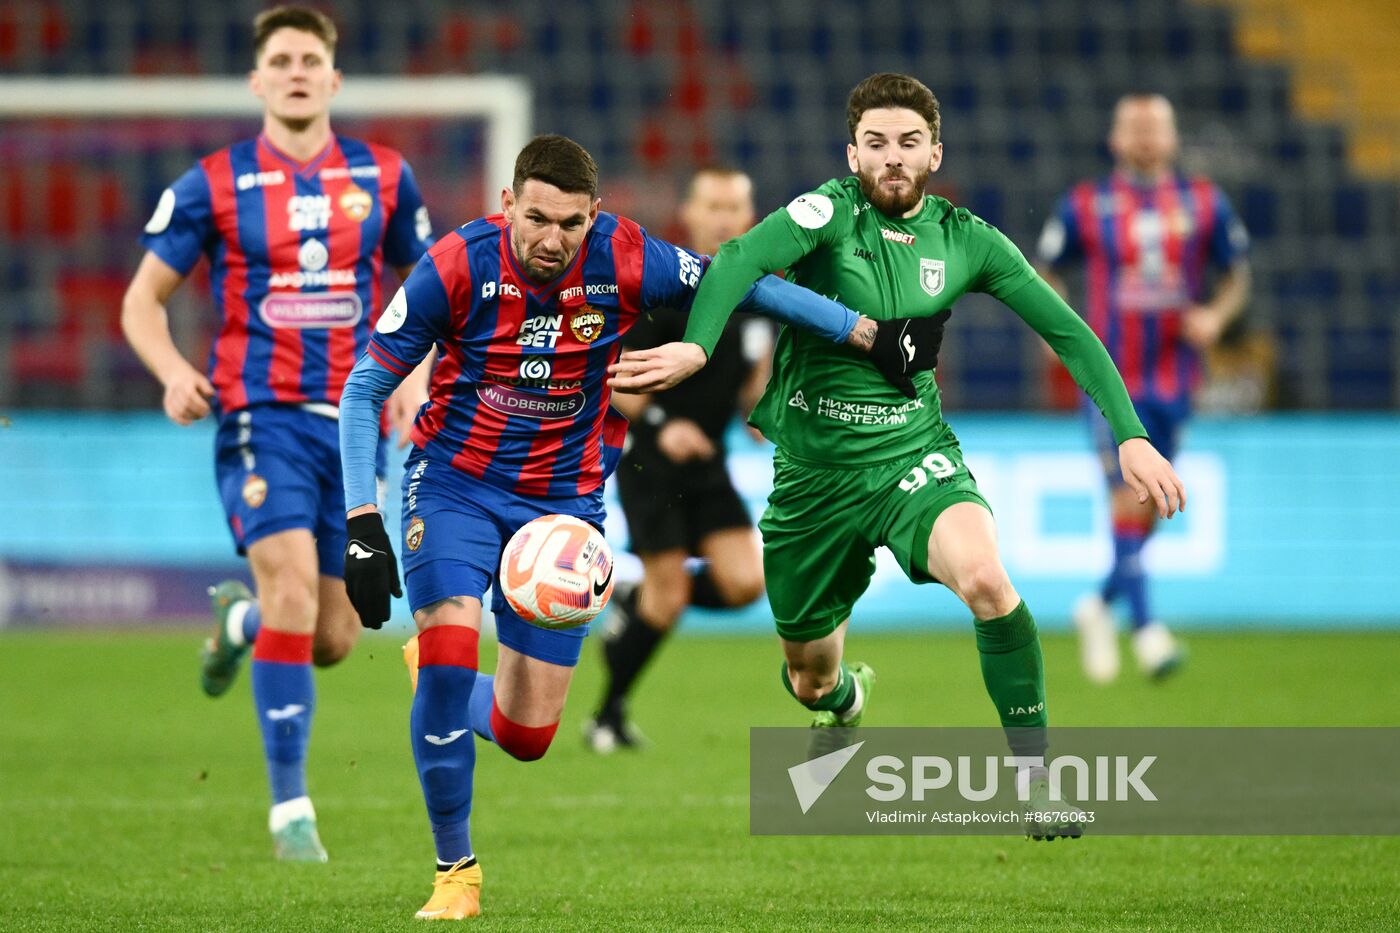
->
<box><xmin>3</xmin><ymin>629</ymin><xmax>1399</xmax><ymax>931</ymax></box>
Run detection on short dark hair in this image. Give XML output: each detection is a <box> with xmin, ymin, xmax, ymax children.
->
<box><xmin>686</xmin><ymin>164</ymin><xmax>750</xmax><ymax>198</ymax></box>
<box><xmin>512</xmin><ymin>135</ymin><xmax>599</xmax><ymax>198</ymax></box>
<box><xmin>846</xmin><ymin>73</ymin><xmax>941</xmax><ymax>144</ymax></box>
<box><xmin>253</xmin><ymin>6</ymin><xmax>338</xmax><ymax>62</ymax></box>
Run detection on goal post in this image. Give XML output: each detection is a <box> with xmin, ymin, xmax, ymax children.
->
<box><xmin>0</xmin><ymin>75</ymin><xmax>532</xmax><ymax>215</ymax></box>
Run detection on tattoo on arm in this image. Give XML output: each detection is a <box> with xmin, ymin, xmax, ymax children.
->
<box><xmin>847</xmin><ymin>316</ymin><xmax>876</xmax><ymax>352</ymax></box>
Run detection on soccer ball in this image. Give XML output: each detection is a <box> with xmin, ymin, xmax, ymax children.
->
<box><xmin>499</xmin><ymin>514</ymin><xmax>614</xmax><ymax>629</ymax></box>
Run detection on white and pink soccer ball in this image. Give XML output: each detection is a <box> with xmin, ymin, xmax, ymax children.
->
<box><xmin>499</xmin><ymin>514</ymin><xmax>614</xmax><ymax>629</ymax></box>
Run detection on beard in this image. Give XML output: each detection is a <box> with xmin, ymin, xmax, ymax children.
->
<box><xmin>512</xmin><ymin>231</ymin><xmax>567</xmax><ymax>283</ymax></box>
<box><xmin>856</xmin><ymin>164</ymin><xmax>930</xmax><ymax>217</ymax></box>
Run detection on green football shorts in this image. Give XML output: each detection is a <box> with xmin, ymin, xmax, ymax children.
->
<box><xmin>758</xmin><ymin>433</ymin><xmax>990</xmax><ymax>642</ymax></box>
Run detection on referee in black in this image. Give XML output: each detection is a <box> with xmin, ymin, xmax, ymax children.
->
<box><xmin>586</xmin><ymin>167</ymin><xmax>770</xmax><ymax>752</ymax></box>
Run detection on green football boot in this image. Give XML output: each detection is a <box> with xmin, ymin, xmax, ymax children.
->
<box><xmin>272</xmin><ymin>815</ymin><xmax>329</xmax><ymax>863</ymax></box>
<box><xmin>201</xmin><ymin>580</ymin><xmax>254</xmax><ymax>697</ymax></box>
<box><xmin>808</xmin><ymin>663</ymin><xmax>875</xmax><ymax>760</ymax></box>
<box><xmin>1023</xmin><ymin>770</ymin><xmax>1085</xmax><ymax>842</ymax></box>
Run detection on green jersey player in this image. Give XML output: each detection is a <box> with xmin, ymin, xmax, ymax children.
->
<box><xmin>609</xmin><ymin>73</ymin><xmax>1185</xmax><ymax>838</ymax></box>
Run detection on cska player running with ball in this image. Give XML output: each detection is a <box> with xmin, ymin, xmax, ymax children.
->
<box><xmin>337</xmin><ymin>135</ymin><xmax>939</xmax><ymax>919</ymax></box>
<box><xmin>611</xmin><ymin>73</ymin><xmax>1187</xmax><ymax>840</ymax></box>
<box><xmin>121</xmin><ymin>6</ymin><xmax>435</xmax><ymax>862</ymax></box>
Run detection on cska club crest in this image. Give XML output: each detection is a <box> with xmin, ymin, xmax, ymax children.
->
<box><xmin>406</xmin><ymin>516</ymin><xmax>425</xmax><ymax>552</ymax></box>
<box><xmin>339</xmin><ymin>185</ymin><xmax>372</xmax><ymax>222</ymax></box>
<box><xmin>919</xmin><ymin>258</ymin><xmax>945</xmax><ymax>297</ymax></box>
<box><xmin>242</xmin><ymin>474</ymin><xmax>268</xmax><ymax>509</ymax></box>
<box><xmin>570</xmin><ymin>304</ymin><xmax>606</xmax><ymax>343</ymax></box>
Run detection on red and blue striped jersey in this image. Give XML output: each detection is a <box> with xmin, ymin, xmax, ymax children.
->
<box><xmin>1038</xmin><ymin>171</ymin><xmax>1248</xmax><ymax>404</ymax></box>
<box><xmin>140</xmin><ymin>133</ymin><xmax>433</xmax><ymax>413</ymax></box>
<box><xmin>366</xmin><ymin>211</ymin><xmax>709</xmax><ymax>498</ymax></box>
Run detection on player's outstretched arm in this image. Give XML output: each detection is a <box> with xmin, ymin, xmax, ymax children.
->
<box><xmin>682</xmin><ymin>189</ymin><xmax>850</xmax><ymax>358</ymax></box>
<box><xmin>608</xmin><ymin>307</ymin><xmax>932</xmax><ymax>398</ymax></box>
<box><xmin>339</xmin><ymin>352</ymin><xmax>407</xmax><ymax>628</ymax></box>
<box><xmin>1000</xmin><ymin>276</ymin><xmax>1186</xmax><ymax>519</ymax></box>
<box><xmin>1002</xmin><ymin>276</ymin><xmax>1146</xmax><ymax>440</ymax></box>
<box><xmin>121</xmin><ymin>251</ymin><xmax>213</xmax><ymax>425</ymax></box>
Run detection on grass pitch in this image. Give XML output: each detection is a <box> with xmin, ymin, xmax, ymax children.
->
<box><xmin>3</xmin><ymin>627</ymin><xmax>1398</xmax><ymax>931</ymax></box>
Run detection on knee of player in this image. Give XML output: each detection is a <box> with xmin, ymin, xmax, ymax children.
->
<box><xmin>260</xmin><ymin>581</ymin><xmax>318</xmax><ymax>631</ymax></box>
<box><xmin>718</xmin><ymin>571</ymin><xmax>764</xmax><ymax>608</ymax></box>
<box><xmin>312</xmin><ymin>631</ymin><xmax>356</xmax><ymax>667</ymax></box>
<box><xmin>641</xmin><ymin>585</ymin><xmax>689</xmax><ymax>628</ymax></box>
<box><xmin>954</xmin><ymin>561</ymin><xmax>1013</xmax><ymax>608</ymax></box>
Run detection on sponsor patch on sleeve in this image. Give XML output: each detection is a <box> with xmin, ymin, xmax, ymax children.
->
<box><xmin>144</xmin><ymin>188</ymin><xmax>176</xmax><ymax>234</ymax></box>
<box><xmin>786</xmin><ymin>193</ymin><xmax>834</xmax><ymax>230</ymax></box>
<box><xmin>376</xmin><ymin>287</ymin><xmax>408</xmax><ymax>334</ymax></box>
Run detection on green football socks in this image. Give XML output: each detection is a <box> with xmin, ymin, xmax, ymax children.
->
<box><xmin>974</xmin><ymin>600</ymin><xmax>1049</xmax><ymax>758</ymax></box>
<box><xmin>781</xmin><ymin>661</ymin><xmax>857</xmax><ymax>715</ymax></box>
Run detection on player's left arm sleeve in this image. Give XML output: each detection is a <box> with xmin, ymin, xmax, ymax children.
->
<box><xmin>639</xmin><ymin>235</ymin><xmax>856</xmax><ymax>344</ymax></box>
<box><xmin>340</xmin><ymin>354</ymin><xmax>406</xmax><ymax>511</ymax></box>
<box><xmin>1002</xmin><ymin>276</ymin><xmax>1147</xmax><ymax>444</ymax></box>
<box><xmin>382</xmin><ymin>161</ymin><xmax>434</xmax><ymax>268</ymax></box>
<box><xmin>680</xmin><ymin>191</ymin><xmax>848</xmax><ymax>356</ymax></box>
<box><xmin>1208</xmin><ymin>185</ymin><xmax>1250</xmax><ymax>267</ymax></box>
<box><xmin>970</xmin><ymin>218</ymin><xmax>1040</xmax><ymax>301</ymax></box>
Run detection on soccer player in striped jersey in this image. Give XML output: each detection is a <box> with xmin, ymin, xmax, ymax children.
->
<box><xmin>338</xmin><ymin>135</ymin><xmax>930</xmax><ymax>919</ymax></box>
<box><xmin>121</xmin><ymin>6</ymin><xmax>435</xmax><ymax>862</ymax></box>
<box><xmin>1038</xmin><ymin>94</ymin><xmax>1251</xmax><ymax>683</ymax></box>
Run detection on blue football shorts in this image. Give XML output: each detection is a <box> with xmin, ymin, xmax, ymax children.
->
<box><xmin>214</xmin><ymin>403</ymin><xmax>384</xmax><ymax>578</ymax></box>
<box><xmin>398</xmin><ymin>448</ymin><xmax>606</xmax><ymax>667</ymax></box>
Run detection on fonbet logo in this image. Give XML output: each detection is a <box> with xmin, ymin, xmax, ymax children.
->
<box><xmin>287</xmin><ymin>194</ymin><xmax>331</xmax><ymax>232</ymax></box>
<box><xmin>675</xmin><ymin>248</ymin><xmax>703</xmax><ymax>288</ymax></box>
<box><xmin>517</xmin><ymin>313</ymin><xmax>564</xmax><ymax>348</ymax></box>
<box><xmin>787</xmin><ymin>744</ymin><xmax>1158</xmax><ymax>814</ymax></box>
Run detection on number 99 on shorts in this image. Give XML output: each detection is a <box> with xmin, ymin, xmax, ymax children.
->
<box><xmin>898</xmin><ymin>452</ymin><xmax>958</xmax><ymax>493</ymax></box>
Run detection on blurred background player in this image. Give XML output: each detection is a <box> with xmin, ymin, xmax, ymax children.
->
<box><xmin>586</xmin><ymin>166</ymin><xmax>771</xmax><ymax>752</ymax></box>
<box><xmin>120</xmin><ymin>5</ymin><xmax>434</xmax><ymax>861</ymax></box>
<box><xmin>1038</xmin><ymin>93</ymin><xmax>1251</xmax><ymax>683</ymax></box>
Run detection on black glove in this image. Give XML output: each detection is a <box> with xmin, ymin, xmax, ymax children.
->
<box><xmin>343</xmin><ymin>512</ymin><xmax>402</xmax><ymax>629</ymax></box>
<box><xmin>866</xmin><ymin>310</ymin><xmax>951</xmax><ymax>399</ymax></box>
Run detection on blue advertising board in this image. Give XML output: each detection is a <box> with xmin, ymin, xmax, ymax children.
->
<box><xmin>1</xmin><ymin>413</ymin><xmax>1396</xmax><ymax>629</ymax></box>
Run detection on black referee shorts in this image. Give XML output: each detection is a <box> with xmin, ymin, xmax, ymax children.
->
<box><xmin>615</xmin><ymin>451</ymin><xmax>753</xmax><ymax>555</ymax></box>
